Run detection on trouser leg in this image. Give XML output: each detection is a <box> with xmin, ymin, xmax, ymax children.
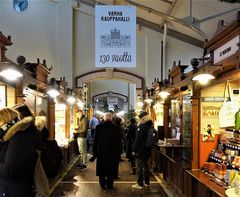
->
<box><xmin>106</xmin><ymin>176</ymin><xmax>114</xmax><ymax>188</ymax></box>
<box><xmin>99</xmin><ymin>176</ymin><xmax>106</xmax><ymax>188</ymax></box>
<box><xmin>143</xmin><ymin>159</ymin><xmax>150</xmax><ymax>185</ymax></box>
<box><xmin>136</xmin><ymin>158</ymin><xmax>144</xmax><ymax>186</ymax></box>
<box><xmin>77</xmin><ymin>137</ymin><xmax>87</xmax><ymax>164</ymax></box>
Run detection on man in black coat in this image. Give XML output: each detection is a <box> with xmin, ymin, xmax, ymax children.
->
<box><xmin>91</xmin><ymin>112</ymin><xmax>122</xmax><ymax>189</ymax></box>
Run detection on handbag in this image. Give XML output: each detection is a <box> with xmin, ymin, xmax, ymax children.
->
<box><xmin>34</xmin><ymin>150</ymin><xmax>50</xmax><ymax>197</ymax></box>
<box><xmin>219</xmin><ymin>82</ymin><xmax>239</xmax><ymax>128</ymax></box>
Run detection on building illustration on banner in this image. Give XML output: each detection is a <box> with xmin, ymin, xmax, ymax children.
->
<box><xmin>100</xmin><ymin>28</ymin><xmax>131</xmax><ymax>48</ymax></box>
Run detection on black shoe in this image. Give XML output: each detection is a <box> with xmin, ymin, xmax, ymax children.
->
<box><xmin>107</xmin><ymin>185</ymin><xmax>114</xmax><ymax>189</ymax></box>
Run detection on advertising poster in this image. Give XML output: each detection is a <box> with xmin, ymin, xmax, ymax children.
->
<box><xmin>95</xmin><ymin>5</ymin><xmax>136</xmax><ymax>68</ymax></box>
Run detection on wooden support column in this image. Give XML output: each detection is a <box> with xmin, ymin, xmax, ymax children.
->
<box><xmin>48</xmin><ymin>98</ymin><xmax>55</xmax><ymax>140</ymax></box>
<box><xmin>65</xmin><ymin>105</ymin><xmax>70</xmax><ymax>139</ymax></box>
<box><xmin>191</xmin><ymin>82</ymin><xmax>200</xmax><ymax>169</ymax></box>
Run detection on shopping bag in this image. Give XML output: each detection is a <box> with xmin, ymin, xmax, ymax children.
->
<box><xmin>34</xmin><ymin>150</ymin><xmax>50</xmax><ymax>197</ymax></box>
<box><xmin>219</xmin><ymin>82</ymin><xmax>239</xmax><ymax>128</ymax></box>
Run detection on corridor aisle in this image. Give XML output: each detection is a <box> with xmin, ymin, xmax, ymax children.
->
<box><xmin>50</xmin><ymin>157</ymin><xmax>167</xmax><ymax>197</ymax></box>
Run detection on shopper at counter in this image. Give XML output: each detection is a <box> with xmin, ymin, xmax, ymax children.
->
<box><xmin>74</xmin><ymin>110</ymin><xmax>89</xmax><ymax>170</ymax></box>
<box><xmin>0</xmin><ymin>107</ymin><xmax>43</xmax><ymax>197</ymax></box>
<box><xmin>132</xmin><ymin>112</ymin><xmax>153</xmax><ymax>189</ymax></box>
<box><xmin>90</xmin><ymin>112</ymin><xmax>122</xmax><ymax>189</ymax></box>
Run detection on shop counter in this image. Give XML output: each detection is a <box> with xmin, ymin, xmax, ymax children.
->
<box><xmin>185</xmin><ymin>169</ymin><xmax>226</xmax><ymax>197</ymax></box>
<box><xmin>151</xmin><ymin>143</ymin><xmax>191</xmax><ymax>196</ymax></box>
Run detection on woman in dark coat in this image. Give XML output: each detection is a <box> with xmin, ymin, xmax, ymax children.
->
<box><xmin>91</xmin><ymin>112</ymin><xmax>122</xmax><ymax>189</ymax></box>
<box><xmin>0</xmin><ymin>107</ymin><xmax>43</xmax><ymax>197</ymax></box>
<box><xmin>132</xmin><ymin>113</ymin><xmax>153</xmax><ymax>189</ymax></box>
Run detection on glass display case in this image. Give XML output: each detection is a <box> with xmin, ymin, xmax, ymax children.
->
<box><xmin>153</xmin><ymin>101</ymin><xmax>164</xmax><ymax>130</ymax></box>
<box><xmin>182</xmin><ymin>94</ymin><xmax>192</xmax><ymax>146</ymax></box>
<box><xmin>170</xmin><ymin>98</ymin><xmax>181</xmax><ymax>138</ymax></box>
<box><xmin>182</xmin><ymin>94</ymin><xmax>192</xmax><ymax>161</ymax></box>
<box><xmin>55</xmin><ymin>103</ymin><xmax>68</xmax><ymax>146</ymax></box>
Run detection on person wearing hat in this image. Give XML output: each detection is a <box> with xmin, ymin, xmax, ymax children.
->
<box><xmin>132</xmin><ymin>112</ymin><xmax>153</xmax><ymax>189</ymax></box>
<box><xmin>0</xmin><ymin>107</ymin><xmax>43</xmax><ymax>197</ymax></box>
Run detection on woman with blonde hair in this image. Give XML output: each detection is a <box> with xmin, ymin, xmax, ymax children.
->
<box><xmin>0</xmin><ymin>107</ymin><xmax>43</xmax><ymax>197</ymax></box>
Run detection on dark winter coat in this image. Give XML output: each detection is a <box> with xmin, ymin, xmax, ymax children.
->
<box><xmin>125</xmin><ymin>124</ymin><xmax>137</xmax><ymax>159</ymax></box>
<box><xmin>0</xmin><ymin>117</ymin><xmax>43</xmax><ymax>197</ymax></box>
<box><xmin>133</xmin><ymin>117</ymin><xmax>153</xmax><ymax>160</ymax></box>
<box><xmin>92</xmin><ymin>121</ymin><xmax>122</xmax><ymax>177</ymax></box>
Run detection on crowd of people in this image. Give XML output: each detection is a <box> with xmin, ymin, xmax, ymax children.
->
<box><xmin>77</xmin><ymin>110</ymin><xmax>155</xmax><ymax>190</ymax></box>
<box><xmin>0</xmin><ymin>103</ymin><xmax>155</xmax><ymax>196</ymax></box>
<box><xmin>0</xmin><ymin>104</ymin><xmax>62</xmax><ymax>197</ymax></box>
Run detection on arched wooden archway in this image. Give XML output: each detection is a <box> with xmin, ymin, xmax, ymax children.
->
<box><xmin>75</xmin><ymin>68</ymin><xmax>145</xmax><ymax>90</ymax></box>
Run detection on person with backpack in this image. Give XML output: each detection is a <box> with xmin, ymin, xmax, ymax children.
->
<box><xmin>132</xmin><ymin>112</ymin><xmax>155</xmax><ymax>189</ymax></box>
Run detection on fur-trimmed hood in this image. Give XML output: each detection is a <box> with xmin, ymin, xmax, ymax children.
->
<box><xmin>138</xmin><ymin>114</ymin><xmax>152</xmax><ymax>125</ymax></box>
<box><xmin>35</xmin><ymin>116</ymin><xmax>47</xmax><ymax>132</ymax></box>
<box><xmin>3</xmin><ymin>116</ymin><xmax>34</xmax><ymax>142</ymax></box>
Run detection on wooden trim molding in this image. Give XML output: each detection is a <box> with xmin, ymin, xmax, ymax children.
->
<box><xmin>76</xmin><ymin>68</ymin><xmax>145</xmax><ymax>90</ymax></box>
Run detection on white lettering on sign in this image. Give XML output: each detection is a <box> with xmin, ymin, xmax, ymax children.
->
<box><xmin>214</xmin><ymin>36</ymin><xmax>239</xmax><ymax>64</ymax></box>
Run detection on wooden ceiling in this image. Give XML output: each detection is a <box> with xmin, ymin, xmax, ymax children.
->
<box><xmin>77</xmin><ymin>0</ymin><xmax>240</xmax><ymax>48</ymax></box>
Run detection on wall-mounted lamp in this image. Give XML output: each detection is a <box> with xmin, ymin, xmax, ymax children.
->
<box><xmin>191</xmin><ymin>57</ymin><xmax>215</xmax><ymax>85</ymax></box>
<box><xmin>137</xmin><ymin>94</ymin><xmax>143</xmax><ymax>107</ymax></box>
<box><xmin>0</xmin><ymin>58</ymin><xmax>23</xmax><ymax>81</ymax></box>
<box><xmin>47</xmin><ymin>78</ymin><xmax>60</xmax><ymax>98</ymax></box>
<box><xmin>158</xmin><ymin>79</ymin><xmax>171</xmax><ymax>99</ymax></box>
<box><xmin>66</xmin><ymin>88</ymin><xmax>76</xmax><ymax>105</ymax></box>
<box><xmin>158</xmin><ymin>91</ymin><xmax>170</xmax><ymax>99</ymax></box>
<box><xmin>144</xmin><ymin>98</ymin><xmax>153</xmax><ymax>103</ymax></box>
<box><xmin>192</xmin><ymin>73</ymin><xmax>215</xmax><ymax>85</ymax></box>
<box><xmin>77</xmin><ymin>99</ymin><xmax>84</xmax><ymax>108</ymax></box>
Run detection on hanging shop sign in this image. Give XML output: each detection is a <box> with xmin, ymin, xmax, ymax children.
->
<box><xmin>95</xmin><ymin>5</ymin><xmax>136</xmax><ymax>68</ymax></box>
<box><xmin>201</xmin><ymin>97</ymin><xmax>224</xmax><ymax>102</ymax></box>
<box><xmin>214</xmin><ymin>35</ymin><xmax>239</xmax><ymax>64</ymax></box>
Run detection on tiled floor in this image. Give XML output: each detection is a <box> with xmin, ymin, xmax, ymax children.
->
<box><xmin>50</xmin><ymin>157</ymin><xmax>168</xmax><ymax>197</ymax></box>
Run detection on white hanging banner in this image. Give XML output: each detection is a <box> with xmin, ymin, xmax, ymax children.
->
<box><xmin>95</xmin><ymin>5</ymin><xmax>136</xmax><ymax>68</ymax></box>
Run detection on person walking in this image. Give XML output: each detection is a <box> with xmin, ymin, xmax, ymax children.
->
<box><xmin>0</xmin><ymin>106</ymin><xmax>43</xmax><ymax>197</ymax></box>
<box><xmin>132</xmin><ymin>112</ymin><xmax>153</xmax><ymax>189</ymax></box>
<box><xmin>74</xmin><ymin>110</ymin><xmax>89</xmax><ymax>170</ymax></box>
<box><xmin>89</xmin><ymin>114</ymin><xmax>99</xmax><ymax>139</ymax></box>
<box><xmin>125</xmin><ymin>118</ymin><xmax>137</xmax><ymax>175</ymax></box>
<box><xmin>90</xmin><ymin>112</ymin><xmax>122</xmax><ymax>189</ymax></box>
